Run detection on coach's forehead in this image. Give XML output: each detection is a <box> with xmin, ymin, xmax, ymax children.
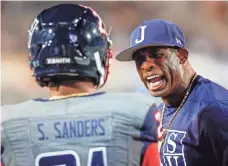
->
<box><xmin>134</xmin><ymin>46</ymin><xmax>172</xmax><ymax>56</ymax></box>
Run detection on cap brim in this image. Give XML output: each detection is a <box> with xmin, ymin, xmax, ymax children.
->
<box><xmin>115</xmin><ymin>44</ymin><xmax>170</xmax><ymax>61</ymax></box>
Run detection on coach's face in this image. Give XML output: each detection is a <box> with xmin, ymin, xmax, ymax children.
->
<box><xmin>133</xmin><ymin>46</ymin><xmax>187</xmax><ymax>97</ymax></box>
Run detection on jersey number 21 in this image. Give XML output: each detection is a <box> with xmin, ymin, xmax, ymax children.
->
<box><xmin>35</xmin><ymin>147</ymin><xmax>107</xmax><ymax>166</ymax></box>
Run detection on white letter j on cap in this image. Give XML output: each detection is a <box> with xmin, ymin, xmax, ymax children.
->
<box><xmin>135</xmin><ymin>25</ymin><xmax>147</xmax><ymax>44</ymax></box>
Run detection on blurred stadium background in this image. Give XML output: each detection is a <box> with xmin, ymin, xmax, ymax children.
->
<box><xmin>1</xmin><ymin>1</ymin><xmax>228</xmax><ymax>105</ymax></box>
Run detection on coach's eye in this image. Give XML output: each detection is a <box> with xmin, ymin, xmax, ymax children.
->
<box><xmin>135</xmin><ymin>55</ymin><xmax>146</xmax><ymax>67</ymax></box>
<box><xmin>154</xmin><ymin>52</ymin><xmax>163</xmax><ymax>58</ymax></box>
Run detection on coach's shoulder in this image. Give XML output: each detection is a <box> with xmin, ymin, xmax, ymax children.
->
<box><xmin>207</xmin><ymin>100</ymin><xmax>227</xmax><ymax>113</ymax></box>
<box><xmin>198</xmin><ymin>100</ymin><xmax>228</xmax><ymax>145</ymax></box>
<box><xmin>200</xmin><ymin>100</ymin><xmax>228</xmax><ymax>127</ymax></box>
<box><xmin>194</xmin><ymin>76</ymin><xmax>228</xmax><ymax>102</ymax></box>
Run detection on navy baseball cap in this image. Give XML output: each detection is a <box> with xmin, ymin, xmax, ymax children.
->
<box><xmin>116</xmin><ymin>19</ymin><xmax>186</xmax><ymax>61</ymax></box>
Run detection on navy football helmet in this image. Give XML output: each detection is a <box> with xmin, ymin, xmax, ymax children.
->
<box><xmin>27</xmin><ymin>4</ymin><xmax>112</xmax><ymax>88</ymax></box>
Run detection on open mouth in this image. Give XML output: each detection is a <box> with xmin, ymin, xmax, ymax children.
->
<box><xmin>146</xmin><ymin>75</ymin><xmax>166</xmax><ymax>91</ymax></box>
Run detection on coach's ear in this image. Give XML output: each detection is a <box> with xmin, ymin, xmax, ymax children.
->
<box><xmin>177</xmin><ymin>48</ymin><xmax>188</xmax><ymax>64</ymax></box>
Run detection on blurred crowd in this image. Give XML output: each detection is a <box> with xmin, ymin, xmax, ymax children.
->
<box><xmin>1</xmin><ymin>1</ymin><xmax>228</xmax><ymax>105</ymax></box>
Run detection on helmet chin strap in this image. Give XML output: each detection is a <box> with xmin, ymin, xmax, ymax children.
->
<box><xmin>94</xmin><ymin>48</ymin><xmax>113</xmax><ymax>89</ymax></box>
<box><xmin>97</xmin><ymin>33</ymin><xmax>113</xmax><ymax>89</ymax></box>
<box><xmin>93</xmin><ymin>51</ymin><xmax>105</xmax><ymax>88</ymax></box>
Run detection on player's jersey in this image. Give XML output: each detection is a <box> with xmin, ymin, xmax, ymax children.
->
<box><xmin>158</xmin><ymin>75</ymin><xmax>228</xmax><ymax>166</ymax></box>
<box><xmin>1</xmin><ymin>92</ymin><xmax>158</xmax><ymax>166</ymax></box>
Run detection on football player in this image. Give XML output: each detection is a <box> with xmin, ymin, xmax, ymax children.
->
<box><xmin>1</xmin><ymin>4</ymin><xmax>160</xmax><ymax>166</ymax></box>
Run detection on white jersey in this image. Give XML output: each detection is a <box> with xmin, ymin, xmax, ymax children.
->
<box><xmin>1</xmin><ymin>92</ymin><xmax>158</xmax><ymax>166</ymax></box>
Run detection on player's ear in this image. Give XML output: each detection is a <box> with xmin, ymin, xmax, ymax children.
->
<box><xmin>177</xmin><ymin>48</ymin><xmax>188</xmax><ymax>64</ymax></box>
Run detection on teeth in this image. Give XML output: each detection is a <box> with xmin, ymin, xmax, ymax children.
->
<box><xmin>147</xmin><ymin>75</ymin><xmax>161</xmax><ymax>80</ymax></box>
<box><xmin>147</xmin><ymin>80</ymin><xmax>164</xmax><ymax>90</ymax></box>
<box><xmin>150</xmin><ymin>81</ymin><xmax>162</xmax><ymax>87</ymax></box>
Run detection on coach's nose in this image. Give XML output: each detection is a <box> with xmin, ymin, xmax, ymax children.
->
<box><xmin>141</xmin><ymin>56</ymin><xmax>155</xmax><ymax>72</ymax></box>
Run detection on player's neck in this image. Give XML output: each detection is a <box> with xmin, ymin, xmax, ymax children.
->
<box><xmin>49</xmin><ymin>80</ymin><xmax>96</xmax><ymax>97</ymax></box>
<box><xmin>162</xmin><ymin>67</ymin><xmax>196</xmax><ymax>107</ymax></box>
